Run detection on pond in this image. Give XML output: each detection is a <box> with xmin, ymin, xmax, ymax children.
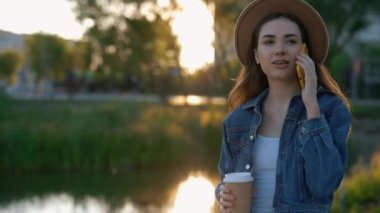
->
<box><xmin>0</xmin><ymin>169</ymin><xmax>220</xmax><ymax>213</ymax></box>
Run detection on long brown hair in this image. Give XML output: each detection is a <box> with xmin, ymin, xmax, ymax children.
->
<box><xmin>228</xmin><ymin>13</ymin><xmax>350</xmax><ymax>111</ymax></box>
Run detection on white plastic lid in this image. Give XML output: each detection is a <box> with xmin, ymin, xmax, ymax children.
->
<box><xmin>223</xmin><ymin>172</ymin><xmax>254</xmax><ymax>183</ymax></box>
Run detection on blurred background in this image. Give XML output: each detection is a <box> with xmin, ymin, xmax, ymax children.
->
<box><xmin>0</xmin><ymin>0</ymin><xmax>380</xmax><ymax>212</ymax></box>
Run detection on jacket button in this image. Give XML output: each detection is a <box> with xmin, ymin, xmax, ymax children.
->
<box><xmin>249</xmin><ymin>135</ymin><xmax>254</xmax><ymax>141</ymax></box>
<box><xmin>245</xmin><ymin>164</ymin><xmax>251</xmax><ymax>170</ymax></box>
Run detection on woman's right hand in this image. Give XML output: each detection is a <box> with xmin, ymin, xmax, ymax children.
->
<box><xmin>219</xmin><ymin>184</ymin><xmax>235</xmax><ymax>212</ymax></box>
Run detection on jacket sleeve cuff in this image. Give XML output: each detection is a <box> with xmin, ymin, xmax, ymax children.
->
<box><xmin>215</xmin><ymin>182</ymin><xmax>224</xmax><ymax>202</ymax></box>
<box><xmin>299</xmin><ymin>115</ymin><xmax>329</xmax><ymax>136</ymax></box>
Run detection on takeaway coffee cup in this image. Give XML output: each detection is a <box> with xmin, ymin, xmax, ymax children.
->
<box><xmin>223</xmin><ymin>172</ymin><xmax>254</xmax><ymax>213</ymax></box>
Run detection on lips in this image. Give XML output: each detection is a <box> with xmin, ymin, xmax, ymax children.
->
<box><xmin>272</xmin><ymin>60</ymin><xmax>290</xmax><ymax>69</ymax></box>
<box><xmin>272</xmin><ymin>60</ymin><xmax>289</xmax><ymax>65</ymax></box>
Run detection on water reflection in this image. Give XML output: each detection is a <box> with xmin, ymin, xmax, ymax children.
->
<box><xmin>169</xmin><ymin>175</ymin><xmax>215</xmax><ymax>213</ymax></box>
<box><xmin>167</xmin><ymin>95</ymin><xmax>226</xmax><ymax>106</ymax></box>
<box><xmin>0</xmin><ymin>174</ymin><xmax>216</xmax><ymax>213</ymax></box>
<box><xmin>0</xmin><ymin>194</ymin><xmax>111</xmax><ymax>213</ymax></box>
<box><xmin>0</xmin><ymin>194</ymin><xmax>167</xmax><ymax>213</ymax></box>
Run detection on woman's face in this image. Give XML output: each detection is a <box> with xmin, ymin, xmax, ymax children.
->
<box><xmin>254</xmin><ymin>17</ymin><xmax>302</xmax><ymax>82</ymax></box>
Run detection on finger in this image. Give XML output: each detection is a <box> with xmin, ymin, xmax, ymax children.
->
<box><xmin>296</xmin><ymin>59</ymin><xmax>315</xmax><ymax>77</ymax></box>
<box><xmin>220</xmin><ymin>204</ymin><xmax>228</xmax><ymax>211</ymax></box>
<box><xmin>220</xmin><ymin>191</ymin><xmax>235</xmax><ymax>202</ymax></box>
<box><xmin>220</xmin><ymin>184</ymin><xmax>230</xmax><ymax>193</ymax></box>
<box><xmin>220</xmin><ymin>186</ymin><xmax>233</xmax><ymax>199</ymax></box>
<box><xmin>220</xmin><ymin>198</ymin><xmax>234</xmax><ymax>208</ymax></box>
<box><xmin>297</xmin><ymin>52</ymin><xmax>312</xmax><ymax>61</ymax></box>
<box><xmin>296</xmin><ymin>55</ymin><xmax>315</xmax><ymax>69</ymax></box>
<box><xmin>220</xmin><ymin>205</ymin><xmax>232</xmax><ymax>213</ymax></box>
<box><xmin>296</xmin><ymin>55</ymin><xmax>310</xmax><ymax>66</ymax></box>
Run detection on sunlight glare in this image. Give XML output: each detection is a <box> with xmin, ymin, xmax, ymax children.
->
<box><xmin>157</xmin><ymin>0</ymin><xmax>171</xmax><ymax>8</ymax></box>
<box><xmin>169</xmin><ymin>175</ymin><xmax>215</xmax><ymax>213</ymax></box>
<box><xmin>186</xmin><ymin>95</ymin><xmax>204</xmax><ymax>105</ymax></box>
<box><xmin>171</xmin><ymin>0</ymin><xmax>215</xmax><ymax>74</ymax></box>
<box><xmin>167</xmin><ymin>95</ymin><xmax>206</xmax><ymax>106</ymax></box>
<box><xmin>167</xmin><ymin>95</ymin><xmax>226</xmax><ymax>106</ymax></box>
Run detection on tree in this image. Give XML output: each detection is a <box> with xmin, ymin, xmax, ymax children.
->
<box><xmin>307</xmin><ymin>0</ymin><xmax>379</xmax><ymax>62</ymax></box>
<box><xmin>0</xmin><ymin>49</ymin><xmax>23</xmax><ymax>82</ymax></box>
<box><xmin>202</xmin><ymin>0</ymin><xmax>250</xmax><ymax>94</ymax></box>
<box><xmin>67</xmin><ymin>40</ymin><xmax>93</xmax><ymax>73</ymax></box>
<box><xmin>70</xmin><ymin>0</ymin><xmax>181</xmax><ymax>93</ymax></box>
<box><xmin>25</xmin><ymin>33</ymin><xmax>69</xmax><ymax>81</ymax></box>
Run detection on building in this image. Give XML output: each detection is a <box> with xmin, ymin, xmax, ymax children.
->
<box><xmin>350</xmin><ymin>13</ymin><xmax>380</xmax><ymax>99</ymax></box>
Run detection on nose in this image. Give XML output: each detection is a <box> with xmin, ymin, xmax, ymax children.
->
<box><xmin>274</xmin><ymin>43</ymin><xmax>285</xmax><ymax>55</ymax></box>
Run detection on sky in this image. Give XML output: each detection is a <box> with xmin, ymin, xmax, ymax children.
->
<box><xmin>0</xmin><ymin>0</ymin><xmax>88</xmax><ymax>40</ymax></box>
<box><xmin>0</xmin><ymin>0</ymin><xmax>215</xmax><ymax>72</ymax></box>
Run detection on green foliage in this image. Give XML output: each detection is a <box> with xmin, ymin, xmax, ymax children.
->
<box><xmin>64</xmin><ymin>40</ymin><xmax>93</xmax><ymax>80</ymax></box>
<box><xmin>330</xmin><ymin>104</ymin><xmax>380</xmax><ymax>212</ymax></box>
<box><xmin>360</xmin><ymin>43</ymin><xmax>380</xmax><ymax>57</ymax></box>
<box><xmin>351</xmin><ymin>105</ymin><xmax>380</xmax><ymax>119</ymax></box>
<box><xmin>329</xmin><ymin>50</ymin><xmax>351</xmax><ymax>86</ymax></box>
<box><xmin>0</xmin><ymin>98</ymin><xmax>226</xmax><ymax>174</ymax></box>
<box><xmin>70</xmin><ymin>0</ymin><xmax>181</xmax><ymax>93</ymax></box>
<box><xmin>25</xmin><ymin>33</ymin><xmax>69</xmax><ymax>80</ymax></box>
<box><xmin>0</xmin><ymin>49</ymin><xmax>23</xmax><ymax>79</ymax></box>
<box><xmin>307</xmin><ymin>0</ymin><xmax>375</xmax><ymax>62</ymax></box>
<box><xmin>341</xmin><ymin>152</ymin><xmax>380</xmax><ymax>212</ymax></box>
<box><xmin>209</xmin><ymin>0</ymin><xmax>250</xmax><ymax>88</ymax></box>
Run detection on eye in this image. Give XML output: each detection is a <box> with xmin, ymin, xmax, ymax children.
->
<box><xmin>286</xmin><ymin>39</ymin><xmax>298</xmax><ymax>44</ymax></box>
<box><xmin>263</xmin><ymin>40</ymin><xmax>274</xmax><ymax>45</ymax></box>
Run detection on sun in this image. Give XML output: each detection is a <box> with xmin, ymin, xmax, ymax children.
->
<box><xmin>171</xmin><ymin>0</ymin><xmax>215</xmax><ymax>74</ymax></box>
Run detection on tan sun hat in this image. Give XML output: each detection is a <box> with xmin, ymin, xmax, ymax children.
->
<box><xmin>234</xmin><ymin>0</ymin><xmax>329</xmax><ymax>66</ymax></box>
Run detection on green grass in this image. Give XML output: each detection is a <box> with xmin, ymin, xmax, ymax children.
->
<box><xmin>0</xmin><ymin>93</ymin><xmax>226</xmax><ymax>174</ymax></box>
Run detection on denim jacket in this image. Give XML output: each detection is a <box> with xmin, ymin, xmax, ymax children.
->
<box><xmin>216</xmin><ymin>87</ymin><xmax>352</xmax><ymax>213</ymax></box>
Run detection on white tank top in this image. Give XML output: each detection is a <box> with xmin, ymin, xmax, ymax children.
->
<box><xmin>252</xmin><ymin>135</ymin><xmax>280</xmax><ymax>213</ymax></box>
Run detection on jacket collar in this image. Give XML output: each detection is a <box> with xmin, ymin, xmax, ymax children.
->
<box><xmin>241</xmin><ymin>88</ymin><xmax>269</xmax><ymax>110</ymax></box>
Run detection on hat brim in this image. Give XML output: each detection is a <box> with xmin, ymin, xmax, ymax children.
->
<box><xmin>235</xmin><ymin>0</ymin><xmax>328</xmax><ymax>66</ymax></box>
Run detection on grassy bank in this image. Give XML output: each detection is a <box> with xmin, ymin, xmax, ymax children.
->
<box><xmin>0</xmin><ymin>93</ymin><xmax>225</xmax><ymax>174</ymax></box>
<box><xmin>1</xmin><ymin>93</ymin><xmax>380</xmax><ymax>174</ymax></box>
<box><xmin>1</xmin><ymin>93</ymin><xmax>380</xmax><ymax>210</ymax></box>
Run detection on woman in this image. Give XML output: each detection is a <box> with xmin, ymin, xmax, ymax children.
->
<box><xmin>215</xmin><ymin>0</ymin><xmax>352</xmax><ymax>212</ymax></box>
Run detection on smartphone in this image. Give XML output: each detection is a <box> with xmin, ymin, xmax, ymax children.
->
<box><xmin>296</xmin><ymin>43</ymin><xmax>308</xmax><ymax>89</ymax></box>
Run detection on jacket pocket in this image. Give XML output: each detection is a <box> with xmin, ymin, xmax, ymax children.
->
<box><xmin>226</xmin><ymin>126</ymin><xmax>251</xmax><ymax>157</ymax></box>
<box><xmin>297</xmin><ymin>153</ymin><xmax>317</xmax><ymax>203</ymax></box>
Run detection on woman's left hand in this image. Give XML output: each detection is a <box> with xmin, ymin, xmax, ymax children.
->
<box><xmin>296</xmin><ymin>53</ymin><xmax>320</xmax><ymax>119</ymax></box>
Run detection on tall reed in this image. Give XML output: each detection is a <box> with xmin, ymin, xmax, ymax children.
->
<box><xmin>0</xmin><ymin>96</ymin><xmax>226</xmax><ymax>174</ymax></box>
